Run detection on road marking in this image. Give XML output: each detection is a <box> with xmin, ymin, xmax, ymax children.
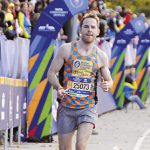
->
<box><xmin>133</xmin><ymin>129</ymin><xmax>150</xmax><ymax>150</ymax></box>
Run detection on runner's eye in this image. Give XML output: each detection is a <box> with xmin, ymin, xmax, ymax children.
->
<box><xmin>83</xmin><ymin>25</ymin><xmax>89</xmax><ymax>28</ymax></box>
<box><xmin>91</xmin><ymin>26</ymin><xmax>96</xmax><ymax>29</ymax></box>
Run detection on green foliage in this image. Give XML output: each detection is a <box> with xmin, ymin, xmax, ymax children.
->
<box><xmin>106</xmin><ymin>0</ymin><xmax>150</xmax><ymax>18</ymax></box>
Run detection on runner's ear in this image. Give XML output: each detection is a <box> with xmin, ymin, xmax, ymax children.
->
<box><xmin>96</xmin><ymin>28</ymin><xmax>100</xmax><ymax>36</ymax></box>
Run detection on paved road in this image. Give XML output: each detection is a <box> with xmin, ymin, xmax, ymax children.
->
<box><xmin>1</xmin><ymin>97</ymin><xmax>150</xmax><ymax>150</ymax></box>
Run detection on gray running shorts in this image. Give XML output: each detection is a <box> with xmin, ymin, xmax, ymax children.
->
<box><xmin>57</xmin><ymin>105</ymin><xmax>98</xmax><ymax>134</ymax></box>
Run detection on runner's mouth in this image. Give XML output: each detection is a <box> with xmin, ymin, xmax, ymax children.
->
<box><xmin>86</xmin><ymin>34</ymin><xmax>93</xmax><ymax>36</ymax></box>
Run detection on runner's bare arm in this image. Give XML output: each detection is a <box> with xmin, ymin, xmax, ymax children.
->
<box><xmin>47</xmin><ymin>44</ymin><xmax>67</xmax><ymax>90</ymax></box>
<box><xmin>99</xmin><ymin>51</ymin><xmax>113</xmax><ymax>91</ymax></box>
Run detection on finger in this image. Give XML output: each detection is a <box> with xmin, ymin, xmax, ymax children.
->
<box><xmin>57</xmin><ymin>93</ymin><xmax>65</xmax><ymax>99</ymax></box>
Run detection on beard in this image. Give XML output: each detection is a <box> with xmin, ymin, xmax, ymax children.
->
<box><xmin>81</xmin><ymin>35</ymin><xmax>95</xmax><ymax>44</ymax></box>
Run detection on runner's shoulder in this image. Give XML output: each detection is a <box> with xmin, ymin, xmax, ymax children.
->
<box><xmin>58</xmin><ymin>42</ymin><xmax>72</xmax><ymax>59</ymax></box>
<box><xmin>60</xmin><ymin>42</ymin><xmax>71</xmax><ymax>51</ymax></box>
<box><xmin>95</xmin><ymin>46</ymin><xmax>108</xmax><ymax>66</ymax></box>
<box><xmin>95</xmin><ymin>46</ymin><xmax>107</xmax><ymax>59</ymax></box>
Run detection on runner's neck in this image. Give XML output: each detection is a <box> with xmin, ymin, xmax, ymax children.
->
<box><xmin>77</xmin><ymin>40</ymin><xmax>94</xmax><ymax>55</ymax></box>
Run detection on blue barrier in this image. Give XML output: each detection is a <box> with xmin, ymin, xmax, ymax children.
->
<box><xmin>0</xmin><ymin>77</ymin><xmax>27</xmax><ymax>149</ymax></box>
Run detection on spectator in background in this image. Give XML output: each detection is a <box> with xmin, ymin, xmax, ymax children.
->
<box><xmin>0</xmin><ymin>1</ymin><xmax>17</xmax><ymax>40</ymax></box>
<box><xmin>18</xmin><ymin>2</ymin><xmax>31</xmax><ymax>38</ymax></box>
<box><xmin>2</xmin><ymin>1</ymin><xmax>14</xmax><ymax>31</ymax></box>
<box><xmin>31</xmin><ymin>1</ymin><xmax>42</xmax><ymax>31</ymax></box>
<box><xmin>28</xmin><ymin>2</ymin><xmax>35</xmax><ymax>31</ymax></box>
<box><xmin>115</xmin><ymin>6</ymin><xmax>125</xmax><ymax>31</ymax></box>
<box><xmin>131</xmin><ymin>13</ymin><xmax>137</xmax><ymax>20</ymax></box>
<box><xmin>98</xmin><ymin>12</ymin><xmax>107</xmax><ymax>37</ymax></box>
<box><xmin>41</xmin><ymin>0</ymin><xmax>49</xmax><ymax>9</ymax></box>
<box><xmin>0</xmin><ymin>1</ymin><xmax>5</xmax><ymax>29</ymax></box>
<box><xmin>0</xmin><ymin>4</ymin><xmax>8</xmax><ymax>32</ymax></box>
<box><xmin>8</xmin><ymin>2</ymin><xmax>15</xmax><ymax>14</ymax></box>
<box><xmin>124</xmin><ymin>9</ymin><xmax>132</xmax><ymax>24</ymax></box>
<box><xmin>28</xmin><ymin>2</ymin><xmax>35</xmax><ymax>19</ymax></box>
<box><xmin>13</xmin><ymin>0</ymin><xmax>22</xmax><ymax>36</ymax></box>
<box><xmin>117</xmin><ymin>17</ymin><xmax>124</xmax><ymax>31</ymax></box>
<box><xmin>88</xmin><ymin>0</ymin><xmax>100</xmax><ymax>15</ymax></box>
<box><xmin>98</xmin><ymin>0</ymin><xmax>106</xmax><ymax>13</ymax></box>
<box><xmin>106</xmin><ymin>10</ymin><xmax>119</xmax><ymax>37</ymax></box>
<box><xmin>13</xmin><ymin>0</ymin><xmax>20</xmax><ymax>20</ymax></box>
<box><xmin>124</xmin><ymin>75</ymin><xmax>145</xmax><ymax>109</ymax></box>
<box><xmin>0</xmin><ymin>1</ymin><xmax>3</xmax><ymax>34</ymax></box>
<box><xmin>120</xmin><ymin>6</ymin><xmax>126</xmax><ymax>18</ymax></box>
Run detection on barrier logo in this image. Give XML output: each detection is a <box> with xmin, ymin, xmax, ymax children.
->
<box><xmin>38</xmin><ymin>24</ymin><xmax>55</xmax><ymax>32</ymax></box>
<box><xmin>116</xmin><ymin>39</ymin><xmax>126</xmax><ymax>44</ymax></box>
<box><xmin>70</xmin><ymin>0</ymin><xmax>83</xmax><ymax>8</ymax></box>
<box><xmin>123</xmin><ymin>29</ymin><xmax>134</xmax><ymax>35</ymax></box>
<box><xmin>141</xmin><ymin>39</ymin><xmax>150</xmax><ymax>44</ymax></box>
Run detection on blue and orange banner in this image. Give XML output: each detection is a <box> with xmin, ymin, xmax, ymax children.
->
<box><xmin>110</xmin><ymin>16</ymin><xmax>146</xmax><ymax>108</ymax></box>
<box><xmin>135</xmin><ymin>27</ymin><xmax>150</xmax><ymax>102</ymax></box>
<box><xmin>0</xmin><ymin>77</ymin><xmax>27</xmax><ymax>130</ymax></box>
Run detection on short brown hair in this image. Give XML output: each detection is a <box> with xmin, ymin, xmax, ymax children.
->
<box><xmin>80</xmin><ymin>12</ymin><xmax>100</xmax><ymax>27</ymax></box>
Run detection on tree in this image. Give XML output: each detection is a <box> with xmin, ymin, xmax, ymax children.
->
<box><xmin>105</xmin><ymin>0</ymin><xmax>150</xmax><ymax>18</ymax></box>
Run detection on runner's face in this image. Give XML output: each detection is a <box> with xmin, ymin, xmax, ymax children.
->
<box><xmin>80</xmin><ymin>18</ymin><xmax>99</xmax><ymax>43</ymax></box>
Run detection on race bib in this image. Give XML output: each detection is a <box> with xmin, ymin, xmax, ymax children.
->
<box><xmin>66</xmin><ymin>59</ymin><xmax>93</xmax><ymax>97</ymax></box>
<box><xmin>68</xmin><ymin>81</ymin><xmax>91</xmax><ymax>91</ymax></box>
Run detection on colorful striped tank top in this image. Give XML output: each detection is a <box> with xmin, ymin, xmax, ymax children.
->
<box><xmin>61</xmin><ymin>41</ymin><xmax>99</xmax><ymax>109</ymax></box>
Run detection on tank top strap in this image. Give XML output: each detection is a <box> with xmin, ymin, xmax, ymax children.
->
<box><xmin>93</xmin><ymin>44</ymin><xmax>98</xmax><ymax>52</ymax></box>
<box><xmin>71</xmin><ymin>41</ymin><xmax>98</xmax><ymax>57</ymax></box>
<box><xmin>71</xmin><ymin>40</ymin><xmax>78</xmax><ymax>51</ymax></box>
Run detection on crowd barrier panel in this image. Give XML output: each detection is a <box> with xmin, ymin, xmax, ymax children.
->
<box><xmin>0</xmin><ymin>77</ymin><xmax>27</xmax><ymax>149</ymax></box>
<box><xmin>0</xmin><ymin>36</ymin><xmax>29</xmax><ymax>80</ymax></box>
<box><xmin>0</xmin><ymin>77</ymin><xmax>9</xmax><ymax>150</ymax></box>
